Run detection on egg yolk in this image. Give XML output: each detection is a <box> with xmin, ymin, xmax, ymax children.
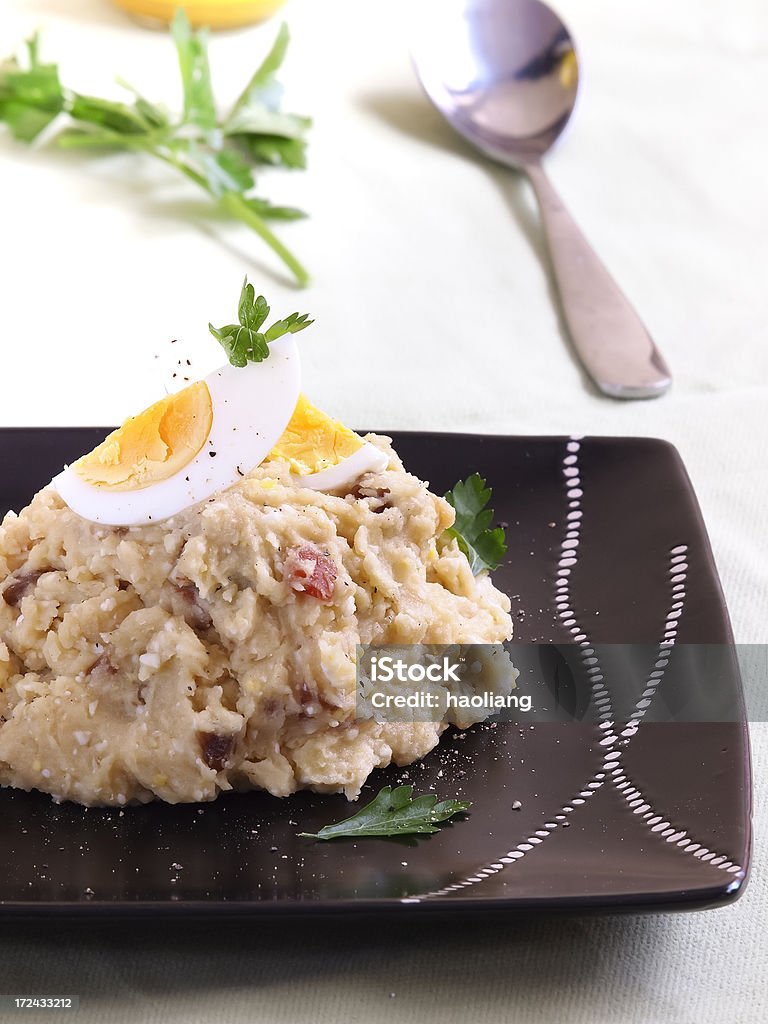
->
<box><xmin>73</xmin><ymin>382</ymin><xmax>213</xmax><ymax>491</ymax></box>
<box><xmin>268</xmin><ymin>394</ymin><xmax>363</xmax><ymax>475</ymax></box>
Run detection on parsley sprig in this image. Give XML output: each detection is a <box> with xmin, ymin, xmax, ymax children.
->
<box><xmin>210</xmin><ymin>276</ymin><xmax>313</xmax><ymax>366</ymax></box>
<box><xmin>444</xmin><ymin>474</ymin><xmax>507</xmax><ymax>574</ymax></box>
<box><xmin>0</xmin><ymin>13</ymin><xmax>311</xmax><ymax>285</ymax></box>
<box><xmin>298</xmin><ymin>785</ymin><xmax>471</xmax><ymax>840</ymax></box>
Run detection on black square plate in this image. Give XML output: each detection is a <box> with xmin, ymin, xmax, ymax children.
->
<box><xmin>0</xmin><ymin>430</ymin><xmax>752</xmax><ymax>917</ymax></box>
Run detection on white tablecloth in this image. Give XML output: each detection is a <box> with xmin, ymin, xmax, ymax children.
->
<box><xmin>0</xmin><ymin>0</ymin><xmax>765</xmax><ymax>1021</ymax></box>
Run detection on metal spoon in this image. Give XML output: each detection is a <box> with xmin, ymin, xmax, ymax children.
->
<box><xmin>412</xmin><ymin>0</ymin><xmax>671</xmax><ymax>399</ymax></box>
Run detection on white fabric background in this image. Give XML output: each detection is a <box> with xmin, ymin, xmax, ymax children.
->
<box><xmin>0</xmin><ymin>0</ymin><xmax>765</xmax><ymax>1021</ymax></box>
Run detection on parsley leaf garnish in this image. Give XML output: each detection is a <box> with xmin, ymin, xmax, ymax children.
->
<box><xmin>0</xmin><ymin>31</ymin><xmax>64</xmax><ymax>142</ymax></box>
<box><xmin>444</xmin><ymin>474</ymin><xmax>507</xmax><ymax>574</ymax></box>
<box><xmin>298</xmin><ymin>785</ymin><xmax>471</xmax><ymax>840</ymax></box>
<box><xmin>210</xmin><ymin>277</ymin><xmax>313</xmax><ymax>366</ymax></box>
<box><xmin>0</xmin><ymin>13</ymin><xmax>311</xmax><ymax>285</ymax></box>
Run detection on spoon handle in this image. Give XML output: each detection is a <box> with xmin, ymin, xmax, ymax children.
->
<box><xmin>525</xmin><ymin>161</ymin><xmax>671</xmax><ymax>399</ymax></box>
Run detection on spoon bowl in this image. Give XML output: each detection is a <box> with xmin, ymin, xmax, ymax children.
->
<box><xmin>413</xmin><ymin>0</ymin><xmax>578</xmax><ymax>164</ymax></box>
<box><xmin>412</xmin><ymin>0</ymin><xmax>672</xmax><ymax>399</ymax></box>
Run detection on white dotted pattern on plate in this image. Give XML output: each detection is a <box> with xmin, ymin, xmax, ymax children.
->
<box><xmin>401</xmin><ymin>438</ymin><xmax>744</xmax><ymax>903</ymax></box>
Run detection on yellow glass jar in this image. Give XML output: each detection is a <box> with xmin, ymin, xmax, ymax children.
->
<box><xmin>113</xmin><ymin>0</ymin><xmax>287</xmax><ymax>29</ymax></box>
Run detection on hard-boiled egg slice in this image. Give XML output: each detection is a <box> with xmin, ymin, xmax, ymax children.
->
<box><xmin>53</xmin><ymin>337</ymin><xmax>301</xmax><ymax>526</ymax></box>
<box><xmin>268</xmin><ymin>394</ymin><xmax>388</xmax><ymax>492</ymax></box>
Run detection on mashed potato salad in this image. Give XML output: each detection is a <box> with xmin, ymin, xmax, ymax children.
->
<box><xmin>0</xmin><ymin>282</ymin><xmax>513</xmax><ymax>807</ymax></box>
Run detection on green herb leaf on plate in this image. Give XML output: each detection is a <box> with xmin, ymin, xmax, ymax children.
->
<box><xmin>298</xmin><ymin>785</ymin><xmax>472</xmax><ymax>840</ymax></box>
<box><xmin>444</xmin><ymin>474</ymin><xmax>508</xmax><ymax>574</ymax></box>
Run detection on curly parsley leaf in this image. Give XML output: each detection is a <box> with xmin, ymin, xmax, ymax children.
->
<box><xmin>240</xmin><ymin>133</ymin><xmax>308</xmax><ymax>170</ymax></box>
<box><xmin>171</xmin><ymin>9</ymin><xmax>216</xmax><ymax>132</ymax></box>
<box><xmin>68</xmin><ymin>93</ymin><xmax>150</xmax><ymax>134</ymax></box>
<box><xmin>444</xmin><ymin>474</ymin><xmax>507</xmax><ymax>574</ymax></box>
<box><xmin>0</xmin><ymin>12</ymin><xmax>311</xmax><ymax>285</ymax></box>
<box><xmin>222</xmin><ymin>22</ymin><xmax>309</xmax><ymax>172</ymax></box>
<box><xmin>264</xmin><ymin>311</ymin><xmax>314</xmax><ymax>340</ymax></box>
<box><xmin>242</xmin><ymin>195</ymin><xmax>306</xmax><ymax>222</ymax></box>
<box><xmin>199</xmin><ymin>147</ymin><xmax>255</xmax><ymax>197</ymax></box>
<box><xmin>209</xmin><ymin>277</ymin><xmax>313</xmax><ymax>367</ymax></box>
<box><xmin>0</xmin><ymin>37</ymin><xmax>64</xmax><ymax>141</ymax></box>
<box><xmin>114</xmin><ymin>76</ymin><xmax>170</xmax><ymax>130</ymax></box>
<box><xmin>25</xmin><ymin>31</ymin><xmax>41</xmax><ymax>69</ymax></box>
<box><xmin>298</xmin><ymin>785</ymin><xmax>471</xmax><ymax>841</ymax></box>
<box><xmin>227</xmin><ymin>20</ymin><xmax>290</xmax><ymax>119</ymax></box>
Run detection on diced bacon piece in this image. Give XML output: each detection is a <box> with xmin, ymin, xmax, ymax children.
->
<box><xmin>198</xmin><ymin>732</ymin><xmax>234</xmax><ymax>772</ymax></box>
<box><xmin>2</xmin><ymin>569</ymin><xmax>50</xmax><ymax>607</ymax></box>
<box><xmin>282</xmin><ymin>544</ymin><xmax>337</xmax><ymax>602</ymax></box>
<box><xmin>172</xmin><ymin>579</ymin><xmax>213</xmax><ymax>631</ymax></box>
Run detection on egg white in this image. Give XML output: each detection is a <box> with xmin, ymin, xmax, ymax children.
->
<box><xmin>297</xmin><ymin>443</ymin><xmax>389</xmax><ymax>492</ymax></box>
<box><xmin>53</xmin><ymin>337</ymin><xmax>301</xmax><ymax>526</ymax></box>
